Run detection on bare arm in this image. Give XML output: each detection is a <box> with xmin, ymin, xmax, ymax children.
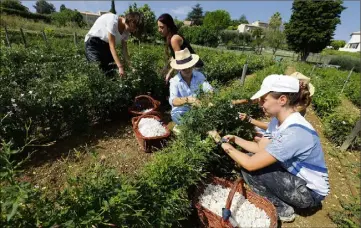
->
<box><xmin>221</xmin><ymin>143</ymin><xmax>277</xmax><ymax>171</ymax></box>
<box><xmin>249</xmin><ymin>118</ymin><xmax>269</xmax><ymax>130</ymax></box>
<box><xmin>165</xmin><ymin>35</ymin><xmax>183</xmax><ymax>81</ymax></box>
<box><xmin>233</xmin><ymin>136</ymin><xmax>262</xmax><ymax>154</ymax></box>
<box><xmin>108</xmin><ymin>32</ymin><xmax>122</xmax><ymax>68</ymax></box>
<box><xmin>172</xmin><ymin>97</ymin><xmax>199</xmax><ymax>107</ymax></box>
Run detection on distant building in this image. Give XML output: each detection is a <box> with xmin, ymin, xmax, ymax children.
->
<box><xmin>339</xmin><ymin>31</ymin><xmax>360</xmax><ymax>52</ymax></box>
<box><xmin>183</xmin><ymin>20</ymin><xmax>194</xmax><ymax>26</ymax></box>
<box><xmin>238</xmin><ymin>20</ymin><xmax>269</xmax><ymax>33</ymax></box>
<box><xmin>79</xmin><ymin>11</ymin><xmax>110</xmax><ymax>26</ymax></box>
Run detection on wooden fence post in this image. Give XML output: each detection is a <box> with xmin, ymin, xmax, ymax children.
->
<box><xmin>240</xmin><ymin>57</ymin><xmax>248</xmax><ymax>86</ymax></box>
<box><xmin>4</xmin><ymin>25</ymin><xmax>11</xmax><ymax>48</ymax></box>
<box><xmin>41</xmin><ymin>30</ymin><xmax>48</xmax><ymax>45</ymax></box>
<box><xmin>340</xmin><ymin>119</ymin><xmax>361</xmax><ymax>151</ymax></box>
<box><xmin>73</xmin><ymin>32</ymin><xmax>78</xmax><ymax>46</ymax></box>
<box><xmin>341</xmin><ymin>67</ymin><xmax>354</xmax><ymax>93</ymax></box>
<box><xmin>20</xmin><ymin>28</ymin><xmax>27</xmax><ymax>47</ymax></box>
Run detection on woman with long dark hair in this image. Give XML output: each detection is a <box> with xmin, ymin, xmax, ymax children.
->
<box><xmin>157</xmin><ymin>13</ymin><xmax>203</xmax><ymax>83</ymax></box>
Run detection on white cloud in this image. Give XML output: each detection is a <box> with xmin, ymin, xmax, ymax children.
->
<box><xmin>170</xmin><ymin>6</ymin><xmax>192</xmax><ymax>16</ymax></box>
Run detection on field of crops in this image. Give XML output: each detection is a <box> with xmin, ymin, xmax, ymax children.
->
<box><xmin>1</xmin><ymin>26</ymin><xmax>360</xmax><ymax>227</ymax></box>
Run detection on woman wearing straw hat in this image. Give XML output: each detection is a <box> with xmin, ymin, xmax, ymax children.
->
<box><xmin>168</xmin><ymin>48</ymin><xmax>213</xmax><ymax>129</ymax></box>
<box><xmin>235</xmin><ymin>72</ymin><xmax>315</xmax><ymax>140</ymax></box>
<box><xmin>208</xmin><ymin>74</ymin><xmax>328</xmax><ymax>222</ymax></box>
<box><xmin>85</xmin><ymin>12</ymin><xmax>144</xmax><ymax>77</ymax></box>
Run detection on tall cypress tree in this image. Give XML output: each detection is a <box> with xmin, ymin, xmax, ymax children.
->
<box><xmin>110</xmin><ymin>0</ymin><xmax>116</xmax><ymax>14</ymax></box>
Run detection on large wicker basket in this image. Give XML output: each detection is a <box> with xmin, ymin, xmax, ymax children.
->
<box><xmin>193</xmin><ymin>176</ymin><xmax>278</xmax><ymax>228</ymax></box>
<box><xmin>131</xmin><ymin>114</ymin><xmax>171</xmax><ymax>153</ymax></box>
<box><xmin>128</xmin><ymin>95</ymin><xmax>161</xmax><ymax>116</ymax></box>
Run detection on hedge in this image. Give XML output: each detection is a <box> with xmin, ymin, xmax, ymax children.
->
<box><xmin>0</xmin><ymin>7</ymin><xmax>51</xmax><ymax>23</ymax></box>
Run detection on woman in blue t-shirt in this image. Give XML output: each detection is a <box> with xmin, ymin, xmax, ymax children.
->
<box><xmin>208</xmin><ymin>74</ymin><xmax>329</xmax><ymax>222</ymax></box>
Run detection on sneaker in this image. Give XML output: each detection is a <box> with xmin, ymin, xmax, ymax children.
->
<box><xmin>278</xmin><ymin>213</ymin><xmax>296</xmax><ymax>222</ymax></box>
<box><xmin>278</xmin><ymin>206</ymin><xmax>296</xmax><ymax>222</ymax></box>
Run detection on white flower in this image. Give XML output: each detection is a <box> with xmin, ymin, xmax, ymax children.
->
<box><xmin>12</xmin><ymin>103</ymin><xmax>17</xmax><ymax>108</ymax></box>
<box><xmin>49</xmin><ymin>91</ymin><xmax>52</xmax><ymax>95</ymax></box>
<box><xmin>11</xmin><ymin>98</ymin><xmax>15</xmax><ymax>103</ymax></box>
<box><xmin>342</xmin><ymin>121</ymin><xmax>346</xmax><ymax>125</ymax></box>
<box><xmin>29</xmin><ymin>91</ymin><xmax>33</xmax><ymax>94</ymax></box>
<box><xmin>20</xmin><ymin>94</ymin><xmax>24</xmax><ymax>97</ymax></box>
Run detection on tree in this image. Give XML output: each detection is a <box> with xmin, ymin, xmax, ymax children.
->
<box><xmin>252</xmin><ymin>28</ymin><xmax>265</xmax><ymax>54</ymax></box>
<box><xmin>33</xmin><ymin>0</ymin><xmax>55</xmax><ymax>14</ymax></box>
<box><xmin>109</xmin><ymin>0</ymin><xmax>116</xmax><ymax>14</ymax></box>
<box><xmin>186</xmin><ymin>3</ymin><xmax>204</xmax><ymax>25</ymax></box>
<box><xmin>52</xmin><ymin>8</ymin><xmax>85</xmax><ymax>27</ymax></box>
<box><xmin>60</xmin><ymin>4</ymin><xmax>66</xmax><ymax>12</ymax></box>
<box><xmin>269</xmin><ymin>12</ymin><xmax>282</xmax><ymax>29</ymax></box>
<box><xmin>203</xmin><ymin>10</ymin><xmax>231</xmax><ymax>31</ymax></box>
<box><xmin>330</xmin><ymin>40</ymin><xmax>346</xmax><ymax>50</ymax></box>
<box><xmin>239</xmin><ymin>14</ymin><xmax>249</xmax><ymax>24</ymax></box>
<box><xmin>265</xmin><ymin>12</ymin><xmax>286</xmax><ymax>55</ymax></box>
<box><xmin>0</xmin><ymin>0</ymin><xmax>29</xmax><ymax>12</ymax></box>
<box><xmin>285</xmin><ymin>0</ymin><xmax>345</xmax><ymax>61</ymax></box>
<box><xmin>124</xmin><ymin>3</ymin><xmax>156</xmax><ymax>41</ymax></box>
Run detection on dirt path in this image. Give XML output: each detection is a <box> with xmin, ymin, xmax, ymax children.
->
<box><xmin>20</xmin><ymin>119</ymin><xmax>153</xmax><ymax>193</ymax></box>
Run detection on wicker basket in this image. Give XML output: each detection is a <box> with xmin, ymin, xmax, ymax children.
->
<box><xmin>128</xmin><ymin>95</ymin><xmax>161</xmax><ymax>116</ymax></box>
<box><xmin>131</xmin><ymin>114</ymin><xmax>171</xmax><ymax>153</ymax></box>
<box><xmin>193</xmin><ymin>176</ymin><xmax>278</xmax><ymax>228</ymax></box>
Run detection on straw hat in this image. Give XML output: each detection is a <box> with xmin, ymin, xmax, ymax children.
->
<box><xmin>289</xmin><ymin>72</ymin><xmax>315</xmax><ymax>96</ymax></box>
<box><xmin>170</xmin><ymin>48</ymin><xmax>200</xmax><ymax>70</ymax></box>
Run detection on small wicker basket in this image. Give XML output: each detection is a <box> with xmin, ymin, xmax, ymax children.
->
<box><xmin>131</xmin><ymin>114</ymin><xmax>171</xmax><ymax>153</ymax></box>
<box><xmin>193</xmin><ymin>176</ymin><xmax>278</xmax><ymax>228</ymax></box>
<box><xmin>128</xmin><ymin>95</ymin><xmax>161</xmax><ymax>116</ymax></box>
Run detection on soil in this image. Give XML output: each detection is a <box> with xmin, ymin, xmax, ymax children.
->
<box><xmin>19</xmin><ymin>117</ymin><xmax>156</xmax><ymax>193</ymax></box>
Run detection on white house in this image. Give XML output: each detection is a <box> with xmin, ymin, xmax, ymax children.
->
<box><xmin>79</xmin><ymin>11</ymin><xmax>110</xmax><ymax>26</ymax></box>
<box><xmin>339</xmin><ymin>31</ymin><xmax>360</xmax><ymax>52</ymax></box>
<box><xmin>238</xmin><ymin>20</ymin><xmax>269</xmax><ymax>33</ymax></box>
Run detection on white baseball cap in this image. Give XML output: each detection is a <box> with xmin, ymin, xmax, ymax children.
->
<box><xmin>250</xmin><ymin>74</ymin><xmax>300</xmax><ymax>100</ymax></box>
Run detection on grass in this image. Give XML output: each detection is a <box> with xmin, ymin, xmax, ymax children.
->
<box><xmin>0</xmin><ymin>14</ymin><xmax>88</xmax><ymax>36</ymax></box>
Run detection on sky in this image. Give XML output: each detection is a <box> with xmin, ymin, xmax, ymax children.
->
<box><xmin>21</xmin><ymin>1</ymin><xmax>360</xmax><ymax>41</ymax></box>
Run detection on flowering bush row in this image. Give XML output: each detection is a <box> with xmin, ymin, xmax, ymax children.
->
<box><xmin>294</xmin><ymin>63</ymin><xmax>360</xmax><ymax>146</ymax></box>
<box><xmin>1</xmin><ymin>64</ymin><xmax>285</xmax><ymax>227</ymax></box>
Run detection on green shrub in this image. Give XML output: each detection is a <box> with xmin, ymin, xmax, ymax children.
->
<box><xmin>179</xmin><ymin>26</ymin><xmax>219</xmax><ymax>47</ymax></box>
<box><xmin>0</xmin><ymin>7</ymin><xmax>51</xmax><ymax>23</ymax></box>
<box><xmin>323</xmin><ymin>106</ymin><xmax>360</xmax><ymax>147</ymax></box>
<box><xmin>329</xmin><ymin>55</ymin><xmax>360</xmax><ymax>73</ymax></box>
<box><xmin>0</xmin><ymin>0</ymin><xmax>29</xmax><ymax>12</ymax></box>
<box><xmin>51</xmin><ymin>9</ymin><xmax>86</xmax><ymax>28</ymax></box>
<box><xmin>321</xmin><ymin>49</ymin><xmax>360</xmax><ymax>58</ymax></box>
<box><xmin>0</xmin><ymin>44</ymin><xmax>163</xmax><ymax>146</ymax></box>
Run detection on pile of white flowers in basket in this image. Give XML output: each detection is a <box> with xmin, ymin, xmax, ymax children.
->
<box><xmin>138</xmin><ymin>118</ymin><xmax>167</xmax><ymax>137</ymax></box>
<box><xmin>199</xmin><ymin>184</ymin><xmax>271</xmax><ymax>228</ymax></box>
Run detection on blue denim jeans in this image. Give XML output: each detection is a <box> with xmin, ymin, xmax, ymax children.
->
<box><xmin>171</xmin><ymin>112</ymin><xmax>185</xmax><ymax>125</ymax></box>
<box><xmin>241</xmin><ymin>162</ymin><xmax>325</xmax><ymax>217</ymax></box>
